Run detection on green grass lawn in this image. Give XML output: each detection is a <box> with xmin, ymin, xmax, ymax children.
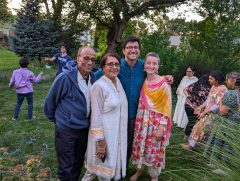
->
<box><xmin>0</xmin><ymin>47</ymin><xmax>226</xmax><ymax>180</ymax></box>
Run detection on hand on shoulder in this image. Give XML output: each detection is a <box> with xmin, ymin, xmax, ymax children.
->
<box><xmin>164</xmin><ymin>75</ymin><xmax>174</xmax><ymax>85</ymax></box>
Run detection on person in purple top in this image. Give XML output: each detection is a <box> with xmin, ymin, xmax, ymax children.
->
<box><xmin>45</xmin><ymin>44</ymin><xmax>72</xmax><ymax>76</ymax></box>
<box><xmin>9</xmin><ymin>57</ymin><xmax>44</xmax><ymax>120</ymax></box>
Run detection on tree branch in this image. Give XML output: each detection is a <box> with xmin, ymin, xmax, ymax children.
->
<box><xmin>119</xmin><ymin>0</ymin><xmax>130</xmax><ymax>17</ymax></box>
<box><xmin>127</xmin><ymin>0</ymin><xmax>186</xmax><ymax>19</ymax></box>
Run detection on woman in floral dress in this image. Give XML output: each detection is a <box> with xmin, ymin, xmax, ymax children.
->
<box><xmin>130</xmin><ymin>52</ymin><xmax>172</xmax><ymax>181</ymax></box>
<box><xmin>181</xmin><ymin>71</ymin><xmax>228</xmax><ymax>149</ymax></box>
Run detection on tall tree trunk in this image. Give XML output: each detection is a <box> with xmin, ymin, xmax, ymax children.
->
<box><xmin>106</xmin><ymin>21</ymin><xmax>127</xmax><ymax>53</ymax></box>
<box><xmin>52</xmin><ymin>0</ymin><xmax>63</xmax><ymax>32</ymax></box>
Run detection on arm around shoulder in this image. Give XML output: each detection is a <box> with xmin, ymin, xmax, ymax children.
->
<box><xmin>164</xmin><ymin>75</ymin><xmax>174</xmax><ymax>85</ymax></box>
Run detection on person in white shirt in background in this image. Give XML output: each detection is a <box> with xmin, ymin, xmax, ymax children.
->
<box><xmin>173</xmin><ymin>66</ymin><xmax>198</xmax><ymax>128</ymax></box>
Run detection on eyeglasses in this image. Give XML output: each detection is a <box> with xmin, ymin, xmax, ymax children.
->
<box><xmin>105</xmin><ymin>62</ymin><xmax>120</xmax><ymax>68</ymax></box>
<box><xmin>125</xmin><ymin>46</ymin><xmax>139</xmax><ymax>50</ymax></box>
<box><xmin>81</xmin><ymin>56</ymin><xmax>96</xmax><ymax>63</ymax></box>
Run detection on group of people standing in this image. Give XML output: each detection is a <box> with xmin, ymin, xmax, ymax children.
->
<box><xmin>173</xmin><ymin>67</ymin><xmax>240</xmax><ymax>152</ymax></box>
<box><xmin>44</xmin><ymin>36</ymin><xmax>173</xmax><ymax>181</ymax></box>
<box><xmin>8</xmin><ymin>35</ymin><xmax>239</xmax><ymax>181</ymax></box>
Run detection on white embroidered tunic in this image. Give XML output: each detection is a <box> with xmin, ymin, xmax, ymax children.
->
<box><xmin>173</xmin><ymin>76</ymin><xmax>198</xmax><ymax>128</ymax></box>
<box><xmin>85</xmin><ymin>75</ymin><xmax>128</xmax><ymax>180</ymax></box>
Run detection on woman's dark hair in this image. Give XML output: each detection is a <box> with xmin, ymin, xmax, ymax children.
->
<box><xmin>192</xmin><ymin>74</ymin><xmax>211</xmax><ymax>93</ymax></box>
<box><xmin>100</xmin><ymin>53</ymin><xmax>121</xmax><ymax>68</ymax></box>
<box><xmin>187</xmin><ymin>65</ymin><xmax>196</xmax><ymax>74</ymax></box>
<box><xmin>209</xmin><ymin>70</ymin><xmax>225</xmax><ymax>84</ymax></box>
<box><xmin>19</xmin><ymin>57</ymin><xmax>29</xmax><ymax>68</ymax></box>
<box><xmin>122</xmin><ymin>36</ymin><xmax>141</xmax><ymax>49</ymax></box>
<box><xmin>60</xmin><ymin>43</ymin><xmax>68</xmax><ymax>53</ymax></box>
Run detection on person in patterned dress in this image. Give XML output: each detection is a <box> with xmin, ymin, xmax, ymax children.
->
<box><xmin>183</xmin><ymin>75</ymin><xmax>211</xmax><ymax>138</ymax></box>
<box><xmin>181</xmin><ymin>71</ymin><xmax>228</xmax><ymax>150</ymax></box>
<box><xmin>130</xmin><ymin>52</ymin><xmax>172</xmax><ymax>181</ymax></box>
<box><xmin>207</xmin><ymin>71</ymin><xmax>240</xmax><ymax>174</ymax></box>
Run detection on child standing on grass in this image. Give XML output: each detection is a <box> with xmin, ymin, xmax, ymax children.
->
<box><xmin>9</xmin><ymin>57</ymin><xmax>44</xmax><ymax>121</ymax></box>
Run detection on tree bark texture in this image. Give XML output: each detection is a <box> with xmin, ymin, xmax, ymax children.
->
<box><xmin>106</xmin><ymin>22</ymin><xmax>126</xmax><ymax>53</ymax></box>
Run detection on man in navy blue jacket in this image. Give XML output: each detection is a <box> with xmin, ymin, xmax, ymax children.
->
<box><xmin>44</xmin><ymin>47</ymin><xmax>96</xmax><ymax>181</ymax></box>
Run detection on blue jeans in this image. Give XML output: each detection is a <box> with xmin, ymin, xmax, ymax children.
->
<box><xmin>14</xmin><ymin>92</ymin><xmax>33</xmax><ymax>119</ymax></box>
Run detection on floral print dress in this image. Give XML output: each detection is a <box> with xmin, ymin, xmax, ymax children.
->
<box><xmin>189</xmin><ymin>85</ymin><xmax>228</xmax><ymax>144</ymax></box>
<box><xmin>131</xmin><ymin>79</ymin><xmax>172</xmax><ymax>170</ymax></box>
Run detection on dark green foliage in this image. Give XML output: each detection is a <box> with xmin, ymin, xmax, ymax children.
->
<box><xmin>189</xmin><ymin>0</ymin><xmax>240</xmax><ymax>73</ymax></box>
<box><xmin>10</xmin><ymin>0</ymin><xmax>58</xmax><ymax>61</ymax></box>
<box><xmin>93</xmin><ymin>24</ymin><xmax>108</xmax><ymax>62</ymax></box>
<box><xmin>0</xmin><ymin>0</ymin><xmax>14</xmax><ymax>23</ymax></box>
<box><xmin>140</xmin><ymin>31</ymin><xmax>181</xmax><ymax>76</ymax></box>
<box><xmin>188</xmin><ymin>19</ymin><xmax>240</xmax><ymax>73</ymax></box>
<box><xmin>173</xmin><ymin>51</ymin><xmax>214</xmax><ymax>85</ymax></box>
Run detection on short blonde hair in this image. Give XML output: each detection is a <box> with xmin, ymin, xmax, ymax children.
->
<box><xmin>145</xmin><ymin>52</ymin><xmax>160</xmax><ymax>64</ymax></box>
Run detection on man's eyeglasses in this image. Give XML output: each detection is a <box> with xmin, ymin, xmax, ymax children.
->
<box><xmin>125</xmin><ymin>46</ymin><xmax>139</xmax><ymax>50</ymax></box>
<box><xmin>81</xmin><ymin>56</ymin><xmax>96</xmax><ymax>63</ymax></box>
<box><xmin>105</xmin><ymin>62</ymin><xmax>120</xmax><ymax>68</ymax></box>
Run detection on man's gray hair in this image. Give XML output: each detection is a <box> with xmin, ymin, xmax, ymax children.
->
<box><xmin>226</xmin><ymin>71</ymin><xmax>240</xmax><ymax>80</ymax></box>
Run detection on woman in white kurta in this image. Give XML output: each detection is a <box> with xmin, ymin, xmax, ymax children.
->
<box><xmin>173</xmin><ymin>66</ymin><xmax>198</xmax><ymax>128</ymax></box>
<box><xmin>82</xmin><ymin>53</ymin><xmax>128</xmax><ymax>181</ymax></box>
